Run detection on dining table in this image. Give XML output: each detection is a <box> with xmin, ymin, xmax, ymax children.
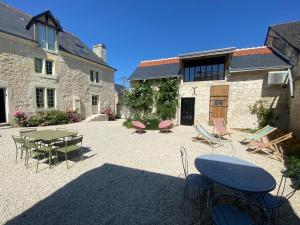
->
<box><xmin>194</xmin><ymin>154</ymin><xmax>276</xmax><ymax>193</ymax></box>
<box><xmin>22</xmin><ymin>129</ymin><xmax>77</xmax><ymax>143</ymax></box>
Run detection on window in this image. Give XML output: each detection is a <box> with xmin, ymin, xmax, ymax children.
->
<box><xmin>183</xmin><ymin>57</ymin><xmax>225</xmax><ymax>82</ymax></box>
<box><xmin>47</xmin><ymin>89</ymin><xmax>55</xmax><ymax>108</ymax></box>
<box><xmin>45</xmin><ymin>60</ymin><xmax>53</xmax><ymax>75</ymax></box>
<box><xmin>37</xmin><ymin>23</ymin><xmax>46</xmax><ymax>49</ymax></box>
<box><xmin>36</xmin><ymin>88</ymin><xmax>56</xmax><ymax>109</ymax></box>
<box><xmin>47</xmin><ymin>27</ymin><xmax>56</xmax><ymax>51</ymax></box>
<box><xmin>37</xmin><ymin>23</ymin><xmax>57</xmax><ymax>51</ymax></box>
<box><xmin>95</xmin><ymin>72</ymin><xmax>99</xmax><ymax>83</ymax></box>
<box><xmin>90</xmin><ymin>70</ymin><xmax>94</xmax><ymax>82</ymax></box>
<box><xmin>36</xmin><ymin>88</ymin><xmax>44</xmax><ymax>108</ymax></box>
<box><xmin>34</xmin><ymin>58</ymin><xmax>43</xmax><ymax>73</ymax></box>
<box><xmin>92</xmin><ymin>95</ymin><xmax>98</xmax><ymax>105</ymax></box>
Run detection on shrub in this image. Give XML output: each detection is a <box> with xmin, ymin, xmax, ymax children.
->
<box><xmin>12</xmin><ymin>110</ymin><xmax>27</xmax><ymax>127</ymax></box>
<box><xmin>101</xmin><ymin>108</ymin><xmax>116</xmax><ymax>121</ymax></box>
<box><xmin>249</xmin><ymin>100</ymin><xmax>275</xmax><ymax>128</ymax></box>
<box><xmin>12</xmin><ymin>110</ymin><xmax>80</xmax><ymax>127</ymax></box>
<box><xmin>285</xmin><ymin>154</ymin><xmax>300</xmax><ymax>189</ymax></box>
<box><xmin>142</xmin><ymin>114</ymin><xmax>160</xmax><ymax>130</ymax></box>
<box><xmin>66</xmin><ymin>110</ymin><xmax>81</xmax><ymax>123</ymax></box>
<box><xmin>123</xmin><ymin>118</ymin><xmax>133</xmax><ymax>128</ymax></box>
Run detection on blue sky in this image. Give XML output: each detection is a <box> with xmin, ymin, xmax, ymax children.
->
<box><xmin>3</xmin><ymin>0</ymin><xmax>300</xmax><ymax>86</ymax></box>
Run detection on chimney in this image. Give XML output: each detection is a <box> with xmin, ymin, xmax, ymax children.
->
<box><xmin>93</xmin><ymin>44</ymin><xmax>106</xmax><ymax>62</ymax></box>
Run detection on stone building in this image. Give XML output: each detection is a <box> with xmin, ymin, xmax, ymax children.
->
<box><xmin>0</xmin><ymin>3</ymin><xmax>116</xmax><ymax>125</ymax></box>
<box><xmin>114</xmin><ymin>84</ymin><xmax>126</xmax><ymax>118</ymax></box>
<box><xmin>265</xmin><ymin>22</ymin><xmax>300</xmax><ymax>136</ymax></box>
<box><xmin>129</xmin><ymin>46</ymin><xmax>292</xmax><ymax>129</ymax></box>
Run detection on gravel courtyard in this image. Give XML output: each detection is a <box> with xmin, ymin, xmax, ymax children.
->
<box><xmin>0</xmin><ymin>120</ymin><xmax>299</xmax><ymax>225</ymax></box>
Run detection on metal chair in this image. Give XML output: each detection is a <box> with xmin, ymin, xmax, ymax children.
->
<box><xmin>29</xmin><ymin>141</ymin><xmax>56</xmax><ymax>173</ymax></box>
<box><xmin>243</xmin><ymin>174</ymin><xmax>297</xmax><ymax>225</ymax></box>
<box><xmin>19</xmin><ymin>128</ymin><xmax>38</xmax><ymax>150</ymax></box>
<box><xmin>53</xmin><ymin>128</ymin><xmax>78</xmax><ymax>147</ymax></box>
<box><xmin>211</xmin><ymin>193</ymin><xmax>266</xmax><ymax>225</ymax></box>
<box><xmin>180</xmin><ymin>146</ymin><xmax>211</xmax><ymax>210</ymax></box>
<box><xmin>12</xmin><ymin>135</ymin><xmax>27</xmax><ymax>164</ymax></box>
<box><xmin>55</xmin><ymin>135</ymin><xmax>83</xmax><ymax>169</ymax></box>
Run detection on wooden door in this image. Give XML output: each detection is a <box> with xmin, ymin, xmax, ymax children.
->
<box><xmin>180</xmin><ymin>98</ymin><xmax>195</xmax><ymax>126</ymax></box>
<box><xmin>0</xmin><ymin>89</ymin><xmax>6</xmax><ymax>123</ymax></box>
<box><xmin>209</xmin><ymin>85</ymin><xmax>229</xmax><ymax>124</ymax></box>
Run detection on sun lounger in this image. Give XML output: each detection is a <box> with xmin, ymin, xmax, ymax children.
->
<box><xmin>159</xmin><ymin>120</ymin><xmax>173</xmax><ymax>133</ymax></box>
<box><xmin>241</xmin><ymin>125</ymin><xmax>277</xmax><ymax>144</ymax></box>
<box><xmin>195</xmin><ymin>124</ymin><xmax>235</xmax><ymax>156</ymax></box>
<box><xmin>131</xmin><ymin>121</ymin><xmax>146</xmax><ymax>134</ymax></box>
<box><xmin>247</xmin><ymin>132</ymin><xmax>293</xmax><ymax>161</ymax></box>
<box><xmin>212</xmin><ymin>118</ymin><xmax>232</xmax><ymax>141</ymax></box>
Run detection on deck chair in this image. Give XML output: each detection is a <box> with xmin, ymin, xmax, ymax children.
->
<box><xmin>241</xmin><ymin>125</ymin><xmax>277</xmax><ymax>144</ymax></box>
<box><xmin>195</xmin><ymin>125</ymin><xmax>235</xmax><ymax>156</ymax></box>
<box><xmin>212</xmin><ymin>118</ymin><xmax>232</xmax><ymax>141</ymax></box>
<box><xmin>247</xmin><ymin>132</ymin><xmax>293</xmax><ymax>161</ymax></box>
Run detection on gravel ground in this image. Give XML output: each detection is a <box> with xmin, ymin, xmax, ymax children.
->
<box><xmin>0</xmin><ymin>120</ymin><xmax>299</xmax><ymax>225</ymax></box>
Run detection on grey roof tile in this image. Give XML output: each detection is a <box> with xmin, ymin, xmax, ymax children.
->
<box><xmin>129</xmin><ymin>63</ymin><xmax>181</xmax><ymax>81</ymax></box>
<box><xmin>230</xmin><ymin>53</ymin><xmax>291</xmax><ymax>71</ymax></box>
<box><xmin>0</xmin><ymin>2</ymin><xmax>115</xmax><ymax>70</ymax></box>
<box><xmin>270</xmin><ymin>21</ymin><xmax>300</xmax><ymax>50</ymax></box>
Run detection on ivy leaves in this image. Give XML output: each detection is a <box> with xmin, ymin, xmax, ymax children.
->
<box><xmin>125</xmin><ymin>78</ymin><xmax>179</xmax><ymax>120</ymax></box>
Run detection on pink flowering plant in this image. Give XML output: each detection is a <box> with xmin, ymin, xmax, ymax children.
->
<box><xmin>100</xmin><ymin>108</ymin><xmax>116</xmax><ymax>121</ymax></box>
<box><xmin>12</xmin><ymin>110</ymin><xmax>27</xmax><ymax>127</ymax></box>
<box><xmin>66</xmin><ymin>110</ymin><xmax>81</xmax><ymax>123</ymax></box>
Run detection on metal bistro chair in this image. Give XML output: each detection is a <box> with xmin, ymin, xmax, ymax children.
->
<box><xmin>12</xmin><ymin>135</ymin><xmax>28</xmax><ymax>164</ymax></box>
<box><xmin>30</xmin><ymin>141</ymin><xmax>57</xmax><ymax>173</ymax></box>
<box><xmin>211</xmin><ymin>193</ymin><xmax>266</xmax><ymax>225</ymax></box>
<box><xmin>55</xmin><ymin>135</ymin><xmax>83</xmax><ymax>169</ymax></box>
<box><xmin>19</xmin><ymin>128</ymin><xmax>38</xmax><ymax>150</ymax></box>
<box><xmin>180</xmin><ymin>146</ymin><xmax>211</xmax><ymax>211</ymax></box>
<box><xmin>243</xmin><ymin>174</ymin><xmax>297</xmax><ymax>225</ymax></box>
<box><xmin>53</xmin><ymin>128</ymin><xmax>79</xmax><ymax>147</ymax></box>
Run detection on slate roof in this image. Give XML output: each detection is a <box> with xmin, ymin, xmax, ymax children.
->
<box><xmin>129</xmin><ymin>62</ymin><xmax>180</xmax><ymax>81</ymax></box>
<box><xmin>129</xmin><ymin>57</ymin><xmax>180</xmax><ymax>80</ymax></box>
<box><xmin>269</xmin><ymin>21</ymin><xmax>300</xmax><ymax>50</ymax></box>
<box><xmin>0</xmin><ymin>2</ymin><xmax>115</xmax><ymax>70</ymax></box>
<box><xmin>115</xmin><ymin>84</ymin><xmax>126</xmax><ymax>94</ymax></box>
<box><xmin>230</xmin><ymin>47</ymin><xmax>291</xmax><ymax>72</ymax></box>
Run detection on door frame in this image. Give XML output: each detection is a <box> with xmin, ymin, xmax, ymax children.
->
<box><xmin>180</xmin><ymin>97</ymin><xmax>195</xmax><ymax>126</ymax></box>
<box><xmin>209</xmin><ymin>85</ymin><xmax>229</xmax><ymax>125</ymax></box>
<box><xmin>91</xmin><ymin>95</ymin><xmax>100</xmax><ymax>115</ymax></box>
<box><xmin>0</xmin><ymin>87</ymin><xmax>8</xmax><ymax>123</ymax></box>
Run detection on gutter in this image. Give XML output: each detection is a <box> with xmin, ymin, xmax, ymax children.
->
<box><xmin>229</xmin><ymin>65</ymin><xmax>292</xmax><ymax>73</ymax></box>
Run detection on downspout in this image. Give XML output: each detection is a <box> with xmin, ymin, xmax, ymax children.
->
<box><xmin>288</xmin><ymin>69</ymin><xmax>294</xmax><ymax>98</ymax></box>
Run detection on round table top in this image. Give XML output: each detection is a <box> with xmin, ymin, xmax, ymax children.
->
<box><xmin>194</xmin><ymin>154</ymin><xmax>276</xmax><ymax>193</ymax></box>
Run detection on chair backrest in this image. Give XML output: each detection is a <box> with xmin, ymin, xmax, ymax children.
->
<box><xmin>20</xmin><ymin>128</ymin><xmax>37</xmax><ymax>135</ymax></box>
<box><xmin>196</xmin><ymin>125</ymin><xmax>219</xmax><ymax>142</ymax></box>
<box><xmin>250</xmin><ymin>125</ymin><xmax>276</xmax><ymax>141</ymax></box>
<box><xmin>65</xmin><ymin>135</ymin><xmax>83</xmax><ymax>147</ymax></box>
<box><xmin>180</xmin><ymin>146</ymin><xmax>188</xmax><ymax>178</ymax></box>
<box><xmin>12</xmin><ymin>135</ymin><xmax>25</xmax><ymax>145</ymax></box>
<box><xmin>271</xmin><ymin>132</ymin><xmax>293</xmax><ymax>144</ymax></box>
<box><xmin>212</xmin><ymin>118</ymin><xmax>227</xmax><ymax>134</ymax></box>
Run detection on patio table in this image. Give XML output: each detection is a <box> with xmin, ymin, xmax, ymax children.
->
<box><xmin>22</xmin><ymin>129</ymin><xmax>77</xmax><ymax>142</ymax></box>
<box><xmin>22</xmin><ymin>129</ymin><xmax>78</xmax><ymax>168</ymax></box>
<box><xmin>194</xmin><ymin>154</ymin><xmax>276</xmax><ymax>193</ymax></box>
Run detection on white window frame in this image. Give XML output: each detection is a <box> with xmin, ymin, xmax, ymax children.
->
<box><xmin>89</xmin><ymin>70</ymin><xmax>101</xmax><ymax>85</ymax></box>
<box><xmin>37</xmin><ymin>23</ymin><xmax>57</xmax><ymax>52</ymax></box>
<box><xmin>34</xmin><ymin>58</ymin><xmax>55</xmax><ymax>76</ymax></box>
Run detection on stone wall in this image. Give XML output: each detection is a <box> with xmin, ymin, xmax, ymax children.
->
<box><xmin>0</xmin><ymin>33</ymin><xmax>115</xmax><ymax>124</ymax></box>
<box><xmin>179</xmin><ymin>70</ymin><xmax>289</xmax><ymax>129</ymax></box>
<box><xmin>289</xmin><ymin>79</ymin><xmax>300</xmax><ymax>137</ymax></box>
<box><xmin>266</xmin><ymin>29</ymin><xmax>300</xmax><ymax>137</ymax></box>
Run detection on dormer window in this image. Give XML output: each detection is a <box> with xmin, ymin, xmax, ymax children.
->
<box><xmin>26</xmin><ymin>10</ymin><xmax>63</xmax><ymax>52</ymax></box>
<box><xmin>37</xmin><ymin>23</ymin><xmax>57</xmax><ymax>51</ymax></box>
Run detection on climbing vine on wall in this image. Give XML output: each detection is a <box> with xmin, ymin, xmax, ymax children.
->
<box><xmin>156</xmin><ymin>78</ymin><xmax>180</xmax><ymax>119</ymax></box>
<box><xmin>124</xmin><ymin>78</ymin><xmax>179</xmax><ymax>120</ymax></box>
